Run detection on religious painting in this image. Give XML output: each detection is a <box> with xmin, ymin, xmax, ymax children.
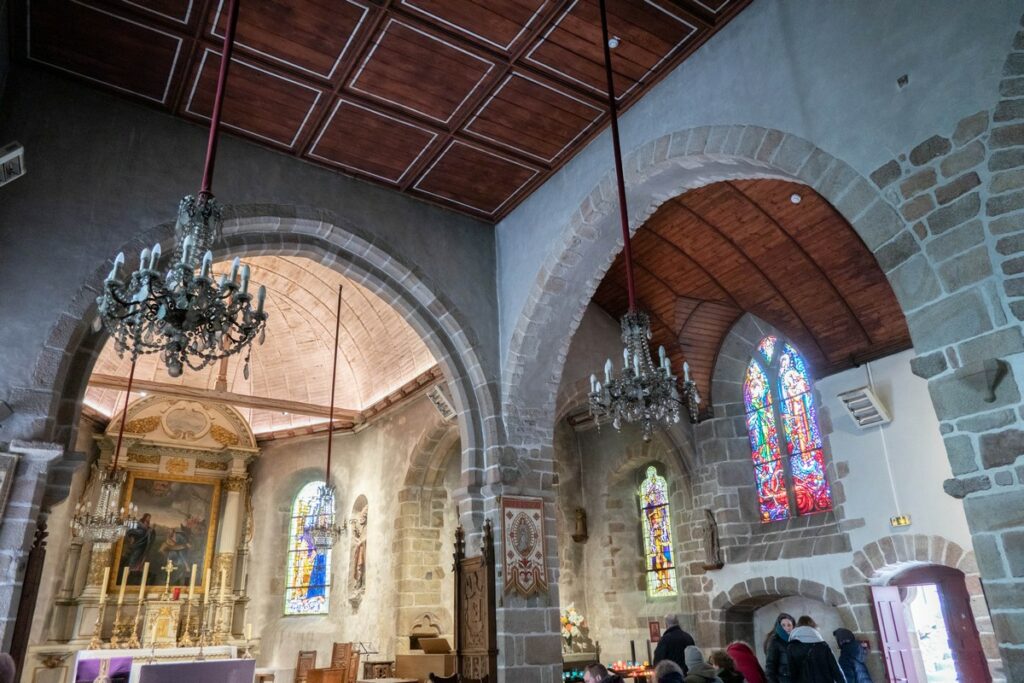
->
<box><xmin>639</xmin><ymin>466</ymin><xmax>677</xmax><ymax>597</ymax></box>
<box><xmin>649</xmin><ymin>620</ymin><xmax>662</xmax><ymax>643</ymax></box>
<box><xmin>501</xmin><ymin>495</ymin><xmax>548</xmax><ymax>597</ymax></box>
<box><xmin>285</xmin><ymin>481</ymin><xmax>333</xmax><ymax>615</ymax></box>
<box><xmin>112</xmin><ymin>472</ymin><xmax>221</xmax><ymax>591</ymax></box>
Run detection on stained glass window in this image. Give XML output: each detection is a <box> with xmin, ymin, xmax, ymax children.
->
<box><xmin>285</xmin><ymin>482</ymin><xmax>333</xmax><ymax>615</ymax></box>
<box><xmin>639</xmin><ymin>466</ymin><xmax>677</xmax><ymax>597</ymax></box>
<box><xmin>743</xmin><ymin>337</ymin><xmax>833</xmax><ymax>523</ymax></box>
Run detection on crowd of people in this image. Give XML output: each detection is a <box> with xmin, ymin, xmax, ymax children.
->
<box><xmin>582</xmin><ymin>613</ymin><xmax>873</xmax><ymax>683</ymax></box>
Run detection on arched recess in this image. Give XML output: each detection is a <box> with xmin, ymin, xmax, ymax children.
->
<box><xmin>502</xmin><ymin>126</ymin><xmax>943</xmax><ymax>450</ymax></box>
<box><xmin>29</xmin><ymin>208</ymin><xmax>500</xmax><ymax>522</ymax></box>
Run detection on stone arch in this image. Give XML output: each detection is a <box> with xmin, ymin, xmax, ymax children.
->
<box><xmin>26</xmin><ymin>207</ymin><xmax>498</xmax><ymax>517</ymax></box>
<box><xmin>502</xmin><ymin>126</ymin><xmax>932</xmax><ymax>440</ymax></box>
<box><xmin>710</xmin><ymin>575</ymin><xmax>851</xmax><ymax>649</ymax></box>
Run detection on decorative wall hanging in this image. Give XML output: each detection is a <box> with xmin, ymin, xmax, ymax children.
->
<box><xmin>500</xmin><ymin>496</ymin><xmax>548</xmax><ymax>597</ymax></box>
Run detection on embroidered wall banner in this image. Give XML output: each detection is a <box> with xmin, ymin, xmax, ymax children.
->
<box><xmin>501</xmin><ymin>495</ymin><xmax>548</xmax><ymax>597</ymax></box>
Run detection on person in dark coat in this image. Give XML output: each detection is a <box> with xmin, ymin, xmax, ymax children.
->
<box><xmin>832</xmin><ymin>629</ymin><xmax>872</xmax><ymax>683</ymax></box>
<box><xmin>727</xmin><ymin>642</ymin><xmax>766</xmax><ymax>683</ymax></box>
<box><xmin>654</xmin><ymin>660</ymin><xmax>686</xmax><ymax>683</ymax></box>
<box><xmin>654</xmin><ymin>614</ymin><xmax>697</xmax><ymax>674</ymax></box>
<box><xmin>709</xmin><ymin>650</ymin><xmax>745</xmax><ymax>683</ymax></box>
<box><xmin>683</xmin><ymin>647</ymin><xmax>723</xmax><ymax>683</ymax></box>
<box><xmin>787</xmin><ymin>625</ymin><xmax>845</xmax><ymax>683</ymax></box>
<box><xmin>764</xmin><ymin>612</ymin><xmax>795</xmax><ymax>683</ymax></box>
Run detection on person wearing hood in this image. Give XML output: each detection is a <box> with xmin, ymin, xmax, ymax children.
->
<box><xmin>787</xmin><ymin>621</ymin><xmax>845</xmax><ymax>683</ymax></box>
<box><xmin>764</xmin><ymin>613</ymin><xmax>795</xmax><ymax>683</ymax></box>
<box><xmin>726</xmin><ymin>642</ymin><xmax>766</xmax><ymax>683</ymax></box>
<box><xmin>683</xmin><ymin>646</ymin><xmax>724</xmax><ymax>683</ymax></box>
<box><xmin>832</xmin><ymin>629</ymin><xmax>872</xmax><ymax>683</ymax></box>
<box><xmin>655</xmin><ymin>614</ymin><xmax>698</xmax><ymax>674</ymax></box>
<box><xmin>654</xmin><ymin>659</ymin><xmax>686</xmax><ymax>683</ymax></box>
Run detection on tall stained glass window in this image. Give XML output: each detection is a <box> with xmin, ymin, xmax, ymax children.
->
<box><xmin>639</xmin><ymin>466</ymin><xmax>677</xmax><ymax>597</ymax></box>
<box><xmin>743</xmin><ymin>336</ymin><xmax>833</xmax><ymax>523</ymax></box>
<box><xmin>285</xmin><ymin>482</ymin><xmax>333</xmax><ymax>615</ymax></box>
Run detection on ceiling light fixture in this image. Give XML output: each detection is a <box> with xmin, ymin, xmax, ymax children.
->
<box><xmin>95</xmin><ymin>0</ymin><xmax>267</xmax><ymax>379</ymax></box>
<box><xmin>588</xmin><ymin>0</ymin><xmax>702</xmax><ymax>441</ymax></box>
<box><xmin>307</xmin><ymin>285</ymin><xmax>344</xmax><ymax>549</ymax></box>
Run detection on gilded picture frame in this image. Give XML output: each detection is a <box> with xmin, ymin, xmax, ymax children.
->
<box><xmin>110</xmin><ymin>470</ymin><xmax>221</xmax><ymax>593</ymax></box>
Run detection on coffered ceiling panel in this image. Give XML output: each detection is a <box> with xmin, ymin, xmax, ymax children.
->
<box><xmin>593</xmin><ymin>180</ymin><xmax>912</xmax><ymax>410</ymax></box>
<box><xmin>19</xmin><ymin>0</ymin><xmax>750</xmax><ymax>220</ymax></box>
<box><xmin>185</xmin><ymin>49</ymin><xmax>323</xmax><ymax>148</ymax></box>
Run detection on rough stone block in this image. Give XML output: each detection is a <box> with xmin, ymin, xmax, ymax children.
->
<box><xmin>988</xmin><ymin>189</ymin><xmax>1024</xmax><ymax>217</ymax></box>
<box><xmin>979</xmin><ymin>429</ymin><xmax>1024</xmax><ymax>468</ymax></box>
<box><xmin>944</xmin><ymin>435</ymin><xmax>979</xmax><ymax>475</ymax></box>
<box><xmin>854</xmin><ymin>201</ymin><xmax>903</xmax><ymax>249</ymax></box>
<box><xmin>996</xmin><ymin>99</ymin><xmax>1024</xmax><ymax>122</ymax></box>
<box><xmin>1004</xmin><ymin>256</ymin><xmax>1024</xmax><ymax>276</ymax></box>
<box><xmin>870</xmin><ymin>159</ymin><xmax>901</xmax><ymax>188</ymax></box>
<box><xmin>940</xmin><ymin>140</ymin><xmax>985</xmax><ymax>178</ymax></box>
<box><xmin>1007</xmin><ymin>276</ymin><xmax>1024</xmax><ymax>297</ymax></box>
<box><xmin>937</xmin><ymin>246</ymin><xmax>992</xmax><ymax>292</ymax></box>
<box><xmin>910</xmin><ymin>351</ymin><xmax>947</xmax><ymax>379</ymax></box>
<box><xmin>1002</xmin><ymin>77</ymin><xmax>1024</xmax><ymax>97</ymax></box>
<box><xmin>900</xmin><ymin>167</ymin><xmax>936</xmax><ymax>199</ymax></box>
<box><xmin>995</xmin><ymin>470</ymin><xmax>1014</xmax><ymax>486</ymax></box>
<box><xmin>998</xmin><ymin>233</ymin><xmax>1024</xmax><ymax>256</ymax></box>
<box><xmin>952</xmin><ymin>110</ymin><xmax>990</xmax><ymax>145</ymax></box>
<box><xmin>964</xmin><ymin>489</ymin><xmax>1024</xmax><ymax>532</ymax></box>
<box><xmin>908</xmin><ymin>289</ymin><xmax>993</xmax><ymax>352</ymax></box>
<box><xmin>925</xmin><ymin>219</ymin><xmax>984</xmax><ymax>262</ymax></box>
<box><xmin>926</xmin><ymin>356</ymin><xmax>1018</xmax><ymax>420</ymax></box>
<box><xmin>926</xmin><ymin>192</ymin><xmax>981</xmax><ymax>235</ymax></box>
<box><xmin>959</xmin><ymin>327</ymin><xmax>1024</xmax><ymax>365</ymax></box>
<box><xmin>756</xmin><ymin>129</ymin><xmax>785</xmax><ymax>162</ymax></box>
<box><xmin>992</xmin><ymin>124</ymin><xmax>1024</xmax><ymax>149</ymax></box>
<box><xmin>900</xmin><ymin>194</ymin><xmax>935</xmax><ymax>221</ymax></box>
<box><xmin>943</xmin><ymin>475</ymin><xmax>991</xmax><ymax>498</ymax></box>
<box><xmin>957</xmin><ymin>409</ymin><xmax>1016</xmax><ymax>433</ymax></box>
<box><xmin>993</xmin><ymin>168</ymin><xmax>1024</xmax><ymax>195</ymax></box>
<box><xmin>936</xmin><ymin>172</ymin><xmax>981</xmax><ymax>205</ymax></box>
<box><xmin>875</xmin><ymin>231</ymin><xmax>920</xmax><ymax>271</ymax></box>
<box><xmin>1006</xmin><ymin>53</ymin><xmax>1024</xmax><ymax>76</ymax></box>
<box><xmin>815</xmin><ymin>162</ymin><xmax>857</xmax><ymax>202</ymax></box>
<box><xmin>772</xmin><ymin>135</ymin><xmax>815</xmax><ymax>174</ymax></box>
<box><xmin>888</xmin><ymin>254</ymin><xmax>941</xmax><ymax>310</ymax></box>
<box><xmin>1003</xmin><ymin>530</ymin><xmax>1024</xmax><ymax>576</ymax></box>
<box><xmin>909</xmin><ymin>135</ymin><xmax>952</xmax><ymax>166</ymax></box>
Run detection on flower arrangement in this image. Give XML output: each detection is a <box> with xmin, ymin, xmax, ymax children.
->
<box><xmin>560</xmin><ymin>603</ymin><xmax>586</xmax><ymax>652</ymax></box>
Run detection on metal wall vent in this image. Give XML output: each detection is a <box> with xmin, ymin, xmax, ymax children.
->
<box><xmin>0</xmin><ymin>142</ymin><xmax>25</xmax><ymax>187</ymax></box>
<box><xmin>837</xmin><ymin>385</ymin><xmax>891</xmax><ymax>428</ymax></box>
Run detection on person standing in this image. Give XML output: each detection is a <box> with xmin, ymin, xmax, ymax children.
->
<box><xmin>787</xmin><ymin>621</ymin><xmax>845</xmax><ymax>683</ymax></box>
<box><xmin>682</xmin><ymin>646</ymin><xmax>724</xmax><ymax>683</ymax></box>
<box><xmin>709</xmin><ymin>650</ymin><xmax>746</xmax><ymax>683</ymax></box>
<box><xmin>654</xmin><ymin>614</ymin><xmax>697</xmax><ymax>674</ymax></box>
<box><xmin>653</xmin><ymin>660</ymin><xmax>686</xmax><ymax>683</ymax></box>
<box><xmin>726</xmin><ymin>642</ymin><xmax>766</xmax><ymax>683</ymax></box>
<box><xmin>764</xmin><ymin>613</ymin><xmax>795</xmax><ymax>683</ymax></box>
<box><xmin>832</xmin><ymin>629</ymin><xmax>872</xmax><ymax>683</ymax></box>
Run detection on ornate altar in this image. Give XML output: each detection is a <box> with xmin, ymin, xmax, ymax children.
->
<box><xmin>22</xmin><ymin>396</ymin><xmax>260</xmax><ymax>683</ymax></box>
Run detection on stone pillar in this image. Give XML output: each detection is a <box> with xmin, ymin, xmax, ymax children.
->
<box><xmin>0</xmin><ymin>440</ymin><xmax>62</xmax><ymax>650</ymax></box>
<box><xmin>58</xmin><ymin>538</ymin><xmax>84</xmax><ymax>600</ymax></box>
<box><xmin>217</xmin><ymin>474</ymin><xmax>247</xmax><ymax>594</ymax></box>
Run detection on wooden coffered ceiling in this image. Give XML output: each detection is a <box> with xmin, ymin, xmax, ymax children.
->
<box><xmin>17</xmin><ymin>0</ymin><xmax>749</xmax><ymax>220</ymax></box>
<box><xmin>593</xmin><ymin>180</ymin><xmax>913</xmax><ymax>408</ymax></box>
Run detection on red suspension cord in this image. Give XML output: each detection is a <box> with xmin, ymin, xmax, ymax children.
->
<box><xmin>199</xmin><ymin>0</ymin><xmax>241</xmax><ymax>197</ymax></box>
<box><xmin>598</xmin><ymin>0</ymin><xmax>637</xmax><ymax>313</ymax></box>
<box><xmin>325</xmin><ymin>285</ymin><xmax>343</xmax><ymax>483</ymax></box>
<box><xmin>111</xmin><ymin>359</ymin><xmax>137</xmax><ymax>471</ymax></box>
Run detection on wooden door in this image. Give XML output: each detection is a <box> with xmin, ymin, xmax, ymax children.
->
<box><xmin>872</xmin><ymin>585</ymin><xmax>918</xmax><ymax>683</ymax></box>
<box><xmin>453</xmin><ymin>520</ymin><xmax>498</xmax><ymax>682</ymax></box>
<box><xmin>937</xmin><ymin>575</ymin><xmax>991</xmax><ymax>682</ymax></box>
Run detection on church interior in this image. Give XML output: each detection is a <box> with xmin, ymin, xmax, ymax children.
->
<box><xmin>0</xmin><ymin>1</ymin><xmax>1022</xmax><ymax>683</ymax></box>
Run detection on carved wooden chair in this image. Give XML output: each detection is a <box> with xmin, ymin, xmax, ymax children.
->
<box><xmin>346</xmin><ymin>650</ymin><xmax>360</xmax><ymax>683</ymax></box>
<box><xmin>295</xmin><ymin>650</ymin><xmax>317</xmax><ymax>683</ymax></box>
<box><xmin>330</xmin><ymin>642</ymin><xmax>353</xmax><ymax>669</ymax></box>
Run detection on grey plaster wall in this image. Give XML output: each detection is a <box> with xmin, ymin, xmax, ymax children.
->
<box><xmin>0</xmin><ymin>67</ymin><xmax>498</xmax><ymax>442</ymax></box>
<box><xmin>495</xmin><ymin>0</ymin><xmax>1022</xmax><ymax>368</ymax></box>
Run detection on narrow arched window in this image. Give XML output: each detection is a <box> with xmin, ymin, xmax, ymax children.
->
<box><xmin>743</xmin><ymin>336</ymin><xmax>833</xmax><ymax>523</ymax></box>
<box><xmin>639</xmin><ymin>466</ymin><xmax>677</xmax><ymax>597</ymax></box>
<box><xmin>285</xmin><ymin>482</ymin><xmax>333</xmax><ymax>615</ymax></box>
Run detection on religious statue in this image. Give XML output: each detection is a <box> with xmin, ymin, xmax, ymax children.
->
<box><xmin>348</xmin><ymin>508</ymin><xmax>368</xmax><ymax>607</ymax></box>
<box><xmin>700</xmin><ymin>508</ymin><xmax>724</xmax><ymax>570</ymax></box>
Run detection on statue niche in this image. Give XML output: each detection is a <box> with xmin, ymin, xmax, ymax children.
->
<box><xmin>349</xmin><ymin>496</ymin><xmax>368</xmax><ymax>608</ymax></box>
<box><xmin>701</xmin><ymin>508</ymin><xmax>724</xmax><ymax>570</ymax></box>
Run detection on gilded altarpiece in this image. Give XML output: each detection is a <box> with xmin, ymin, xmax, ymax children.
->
<box><xmin>23</xmin><ymin>396</ymin><xmax>260</xmax><ymax>683</ymax></box>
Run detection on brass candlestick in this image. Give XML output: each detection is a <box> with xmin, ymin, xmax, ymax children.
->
<box><xmin>178</xmin><ymin>596</ymin><xmax>196</xmax><ymax>647</ymax></box>
<box><xmin>127</xmin><ymin>594</ymin><xmax>146</xmax><ymax>649</ymax></box>
<box><xmin>108</xmin><ymin>601</ymin><xmax>128</xmax><ymax>648</ymax></box>
<box><xmin>211</xmin><ymin>593</ymin><xmax>227</xmax><ymax>646</ymax></box>
<box><xmin>87</xmin><ymin>598</ymin><xmax>109</xmax><ymax>650</ymax></box>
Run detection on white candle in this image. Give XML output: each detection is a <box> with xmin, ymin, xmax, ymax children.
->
<box><xmin>589</xmin><ymin>374</ymin><xmax>597</xmax><ymax>393</ymax></box>
<box><xmin>245</xmin><ymin>623</ymin><xmax>252</xmax><ymax>641</ymax></box>
<box><xmin>187</xmin><ymin>563</ymin><xmax>197</xmax><ymax>601</ymax></box>
<box><xmin>203</xmin><ymin>567</ymin><xmax>212</xmax><ymax>597</ymax></box>
<box><xmin>604</xmin><ymin>358</ymin><xmax>613</xmax><ymax>383</ymax></box>
<box><xmin>230</xmin><ymin>257</ymin><xmax>240</xmax><ymax>283</ymax></box>
<box><xmin>117</xmin><ymin>566</ymin><xmax>129</xmax><ymax>605</ymax></box>
<box><xmin>107</xmin><ymin>252</ymin><xmax>125</xmax><ymax>281</ymax></box>
<box><xmin>139</xmin><ymin>562</ymin><xmax>150</xmax><ymax>599</ymax></box>
<box><xmin>149</xmin><ymin>243</ymin><xmax>161</xmax><ymax>270</ymax></box>
<box><xmin>200</xmin><ymin>250</ymin><xmax>213</xmax><ymax>278</ymax></box>
<box><xmin>683</xmin><ymin>361</ymin><xmax>690</xmax><ymax>382</ymax></box>
<box><xmin>240</xmin><ymin>265</ymin><xmax>250</xmax><ymax>295</ymax></box>
<box><xmin>623</xmin><ymin>347</ymin><xmax>629</xmax><ymax>368</ymax></box>
<box><xmin>140</xmin><ymin>248</ymin><xmax>150</xmax><ymax>270</ymax></box>
<box><xmin>99</xmin><ymin>566</ymin><xmax>111</xmax><ymax>603</ymax></box>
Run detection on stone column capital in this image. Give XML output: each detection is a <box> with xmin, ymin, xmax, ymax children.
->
<box><xmin>9</xmin><ymin>440</ymin><xmax>63</xmax><ymax>468</ymax></box>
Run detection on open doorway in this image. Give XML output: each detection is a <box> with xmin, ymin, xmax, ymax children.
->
<box><xmin>872</xmin><ymin>565</ymin><xmax>990</xmax><ymax>683</ymax></box>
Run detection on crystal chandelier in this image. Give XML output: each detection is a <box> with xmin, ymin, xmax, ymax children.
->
<box><xmin>587</xmin><ymin>0</ymin><xmax>702</xmax><ymax>440</ymax></box>
<box><xmin>71</xmin><ymin>362</ymin><xmax>140</xmax><ymax>543</ymax></box>
<box><xmin>95</xmin><ymin>0</ymin><xmax>266</xmax><ymax>379</ymax></box>
<box><xmin>307</xmin><ymin>285</ymin><xmax>346</xmax><ymax>549</ymax></box>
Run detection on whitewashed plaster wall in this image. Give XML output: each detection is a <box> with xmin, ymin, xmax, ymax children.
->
<box><xmin>246</xmin><ymin>394</ymin><xmax>453</xmax><ymax>677</ymax></box>
<box><xmin>752</xmin><ymin>596</ymin><xmax>844</xmax><ymax>660</ymax></box>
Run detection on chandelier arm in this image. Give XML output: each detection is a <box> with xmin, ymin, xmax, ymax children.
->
<box><xmin>111</xmin><ymin>358</ymin><xmax>137</xmax><ymax>471</ymax></box>
<box><xmin>198</xmin><ymin>0</ymin><xmax>241</xmax><ymax>197</ymax></box>
<box><xmin>598</xmin><ymin>0</ymin><xmax>637</xmax><ymax>313</ymax></box>
<box><xmin>325</xmin><ymin>284</ymin><xmax>343</xmax><ymax>484</ymax></box>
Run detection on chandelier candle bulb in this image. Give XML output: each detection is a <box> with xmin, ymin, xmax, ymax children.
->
<box><xmin>256</xmin><ymin>285</ymin><xmax>266</xmax><ymax>315</ymax></box>
<box><xmin>230</xmin><ymin>257</ymin><xmax>240</xmax><ymax>284</ymax></box>
<box><xmin>149</xmin><ymin>243</ymin><xmax>161</xmax><ymax>270</ymax></box>
<box><xmin>240</xmin><ymin>264</ymin><xmax>250</xmax><ymax>295</ymax></box>
<box><xmin>683</xmin><ymin>361</ymin><xmax>690</xmax><ymax>382</ymax></box>
<box><xmin>200</xmin><ymin>250</ymin><xmax>212</xmax><ymax>279</ymax></box>
<box><xmin>140</xmin><ymin>247</ymin><xmax>150</xmax><ymax>270</ymax></box>
<box><xmin>590</xmin><ymin>374</ymin><xmax>597</xmax><ymax>393</ymax></box>
<box><xmin>604</xmin><ymin>359</ymin><xmax>613</xmax><ymax>383</ymax></box>
<box><xmin>107</xmin><ymin>252</ymin><xmax>124</xmax><ymax>281</ymax></box>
